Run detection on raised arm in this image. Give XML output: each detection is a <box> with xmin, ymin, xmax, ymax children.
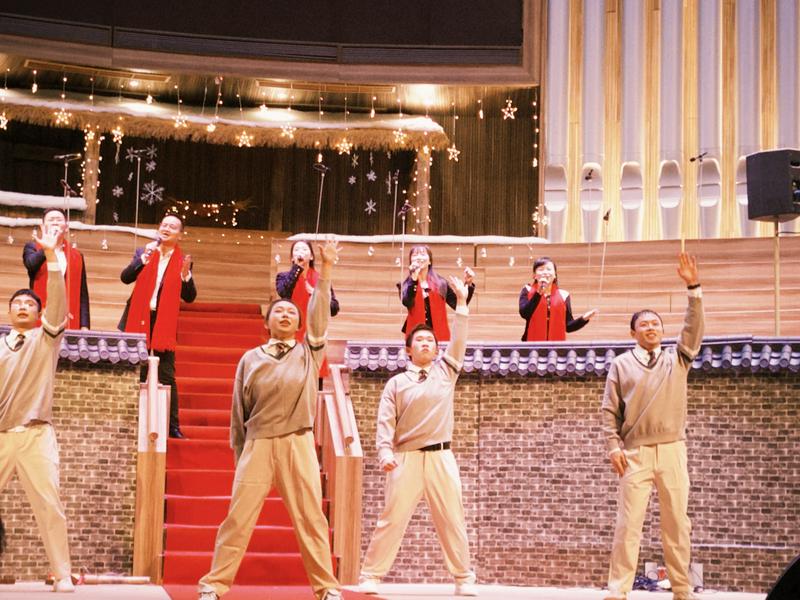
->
<box><xmin>675</xmin><ymin>252</ymin><xmax>704</xmax><ymax>365</ymax></box>
<box><xmin>519</xmin><ymin>285</ymin><xmax>541</xmax><ymax>319</ymax></box>
<box><xmin>400</xmin><ymin>277</ymin><xmax>417</xmax><ymax>308</ymax></box>
<box><xmin>120</xmin><ymin>248</ymin><xmax>147</xmax><ymax>284</ymax></box>
<box><xmin>444</xmin><ymin>275</ymin><xmax>469</xmax><ymax>367</ymax></box>
<box><xmin>307</xmin><ymin>238</ymin><xmax>341</xmax><ymax>343</ymax></box>
<box><xmin>34</xmin><ymin>227</ymin><xmax>66</xmax><ymax>337</ymax></box>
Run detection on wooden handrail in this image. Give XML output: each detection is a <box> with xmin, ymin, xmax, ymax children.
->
<box><xmin>132</xmin><ymin>356</ymin><xmax>169</xmax><ymax>584</ymax></box>
<box><xmin>316</xmin><ymin>364</ymin><xmax>363</xmax><ymax>585</ymax></box>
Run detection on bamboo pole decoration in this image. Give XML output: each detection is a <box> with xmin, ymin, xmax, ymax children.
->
<box><xmin>566</xmin><ymin>0</ymin><xmax>585</xmax><ymax>243</ymax></box>
<box><xmin>642</xmin><ymin>0</ymin><xmax>662</xmax><ymax>241</ymax></box>
<box><xmin>603</xmin><ymin>0</ymin><xmax>624</xmax><ymax>243</ymax></box>
<box><xmin>720</xmin><ymin>0</ymin><xmax>739</xmax><ymax>239</ymax></box>
<box><xmin>759</xmin><ymin>0</ymin><xmax>778</xmax><ymax>239</ymax></box>
<box><xmin>81</xmin><ymin>126</ymin><xmax>102</xmax><ymax>225</ymax></box>
<box><xmin>681</xmin><ymin>0</ymin><xmax>700</xmax><ymax>243</ymax></box>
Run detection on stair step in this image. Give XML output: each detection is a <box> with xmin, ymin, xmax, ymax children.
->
<box><xmin>180</xmin><ymin>408</ymin><xmax>230</xmax><ymax>427</ymax></box>
<box><xmin>181</xmin><ymin>302</ymin><xmax>262</xmax><ymax>315</ymax></box>
<box><xmin>180</xmin><ymin>393</ymin><xmax>232</xmax><ymax>410</ymax></box>
<box><xmin>167</xmin><ymin>439</ymin><xmax>233</xmax><ymax>469</ymax></box>
<box><xmin>166</xmin><ymin>469</ymin><xmax>326</xmax><ymax>497</ymax></box>
<box><xmin>177</xmin><ymin>331</ymin><xmax>265</xmax><ymax>348</ymax></box>
<box><xmin>181</xmin><ymin>425</ymin><xmax>230</xmax><ymax>440</ymax></box>
<box><xmin>176</xmin><ymin>361</ymin><xmax>237</xmax><ymax>379</ymax></box>
<box><xmin>179</xmin><ymin>315</ymin><xmax>267</xmax><ymax>334</ymax></box>
<box><xmin>162</xmin><ymin>551</ymin><xmax>310</xmax><ymax>584</ymax></box>
<box><xmin>164</xmin><ymin>524</ymin><xmax>302</xmax><ymax>553</ymax></box>
<box><xmin>164</xmin><ymin>495</ymin><xmax>329</xmax><ymax>526</ymax></box>
<box><xmin>176</xmin><ymin>345</ymin><xmax>250</xmax><ymax>363</ymax></box>
<box><xmin>176</xmin><ymin>377</ymin><xmax>234</xmax><ymax>395</ymax></box>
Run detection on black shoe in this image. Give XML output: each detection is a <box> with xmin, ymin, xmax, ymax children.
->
<box><xmin>169</xmin><ymin>427</ymin><xmax>185</xmax><ymax>439</ymax></box>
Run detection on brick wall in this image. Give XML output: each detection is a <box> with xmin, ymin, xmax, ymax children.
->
<box><xmin>350</xmin><ymin>369</ymin><xmax>800</xmax><ymax>593</ymax></box>
<box><xmin>0</xmin><ymin>362</ymin><xmax>140</xmax><ymax>581</ymax></box>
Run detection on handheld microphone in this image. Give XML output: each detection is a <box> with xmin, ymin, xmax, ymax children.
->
<box><xmin>584</xmin><ymin>169</ymin><xmax>594</xmax><ymax>181</ymax></box>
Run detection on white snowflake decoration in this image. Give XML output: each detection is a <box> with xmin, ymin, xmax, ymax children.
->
<box><xmin>351</xmin><ymin>154</ymin><xmax>359</xmax><ymax>168</ymax></box>
<box><xmin>145</xmin><ymin>144</ymin><xmax>158</xmax><ymax>159</ymax></box>
<box><xmin>125</xmin><ymin>147</ymin><xmax>138</xmax><ymax>163</ymax></box>
<box><xmin>112</xmin><ymin>212</ymin><xmax>119</xmax><ymax>223</ymax></box>
<box><xmin>366</xmin><ymin>170</ymin><xmax>377</xmax><ymax>182</ymax></box>
<box><xmin>141</xmin><ymin>180</ymin><xmax>164</xmax><ymax>205</ymax></box>
<box><xmin>145</xmin><ymin>160</ymin><xmax>157</xmax><ymax>172</ymax></box>
<box><xmin>348</xmin><ymin>175</ymin><xmax>356</xmax><ymax>186</ymax></box>
<box><xmin>112</xmin><ymin>185</ymin><xmax>124</xmax><ymax>198</ymax></box>
<box><xmin>369</xmin><ymin>151</ymin><xmax>374</xmax><ymax>166</ymax></box>
<box><xmin>127</xmin><ymin>172</ymin><xmax>134</xmax><ymax>181</ymax></box>
<box><xmin>385</xmin><ymin>173</ymin><xmax>393</xmax><ymax>194</ymax></box>
<box><xmin>100</xmin><ymin>238</ymin><xmax>109</xmax><ymax>250</ymax></box>
<box><xmin>501</xmin><ymin>98</ymin><xmax>518</xmax><ymax>120</ymax></box>
<box><xmin>364</xmin><ymin>198</ymin><xmax>377</xmax><ymax>215</ymax></box>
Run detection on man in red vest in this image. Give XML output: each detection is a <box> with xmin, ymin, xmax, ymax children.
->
<box><xmin>118</xmin><ymin>214</ymin><xmax>196</xmax><ymax>438</ymax></box>
<box><xmin>23</xmin><ymin>208</ymin><xmax>90</xmax><ymax>330</ymax></box>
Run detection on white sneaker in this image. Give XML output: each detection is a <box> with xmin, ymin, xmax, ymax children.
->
<box><xmin>455</xmin><ymin>581</ymin><xmax>479</xmax><ymax>596</ymax></box>
<box><xmin>52</xmin><ymin>577</ymin><xmax>75</xmax><ymax>593</ymax></box>
<box><xmin>322</xmin><ymin>590</ymin><xmax>342</xmax><ymax>600</ymax></box>
<box><xmin>358</xmin><ymin>576</ymin><xmax>380</xmax><ymax>594</ymax></box>
<box><xmin>198</xmin><ymin>592</ymin><xmax>218</xmax><ymax>600</ymax></box>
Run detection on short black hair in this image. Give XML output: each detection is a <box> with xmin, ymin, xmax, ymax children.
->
<box><xmin>265</xmin><ymin>298</ymin><xmax>303</xmax><ymax>330</ymax></box>
<box><xmin>161</xmin><ymin>213</ymin><xmax>184</xmax><ymax>231</ymax></box>
<box><xmin>630</xmin><ymin>309</ymin><xmax>663</xmax><ymax>330</ymax></box>
<box><xmin>9</xmin><ymin>289</ymin><xmax>42</xmax><ymax>312</ymax></box>
<box><xmin>533</xmin><ymin>256</ymin><xmax>558</xmax><ymax>283</ymax></box>
<box><xmin>405</xmin><ymin>323</ymin><xmax>438</xmax><ymax>349</ymax></box>
<box><xmin>42</xmin><ymin>207</ymin><xmax>66</xmax><ymax>220</ymax></box>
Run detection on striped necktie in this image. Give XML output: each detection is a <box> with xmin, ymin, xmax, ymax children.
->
<box><xmin>12</xmin><ymin>333</ymin><xmax>25</xmax><ymax>352</ymax></box>
<box><xmin>647</xmin><ymin>351</ymin><xmax>656</xmax><ymax>367</ymax></box>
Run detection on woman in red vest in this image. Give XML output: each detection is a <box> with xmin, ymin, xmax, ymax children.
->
<box><xmin>275</xmin><ymin>240</ymin><xmax>340</xmax><ymax>378</ymax></box>
<box><xmin>519</xmin><ymin>256</ymin><xmax>597</xmax><ymax>341</ymax></box>
<box><xmin>400</xmin><ymin>245</ymin><xmax>475</xmax><ymax>342</ymax></box>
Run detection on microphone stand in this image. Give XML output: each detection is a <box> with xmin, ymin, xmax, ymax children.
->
<box><xmin>397</xmin><ymin>201</ymin><xmax>412</xmax><ymax>302</ymax></box>
<box><xmin>313</xmin><ymin>162</ymin><xmax>330</xmax><ymax>237</ymax></box>
<box><xmin>127</xmin><ymin>148</ymin><xmax>148</xmax><ymax>251</ymax></box>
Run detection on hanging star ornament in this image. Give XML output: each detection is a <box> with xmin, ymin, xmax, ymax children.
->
<box><xmin>336</xmin><ymin>137</ymin><xmax>353</xmax><ymax>155</ymax></box>
<box><xmin>393</xmin><ymin>128</ymin><xmax>408</xmax><ymax>145</ymax></box>
<box><xmin>280</xmin><ymin>124</ymin><xmax>296</xmax><ymax>139</ymax></box>
<box><xmin>237</xmin><ymin>130</ymin><xmax>253</xmax><ymax>148</ymax></box>
<box><xmin>447</xmin><ymin>144</ymin><xmax>461</xmax><ymax>162</ymax></box>
<box><xmin>173</xmin><ymin>115</ymin><xmax>188</xmax><ymax>128</ymax></box>
<box><xmin>501</xmin><ymin>98</ymin><xmax>518</xmax><ymax>120</ymax></box>
<box><xmin>53</xmin><ymin>107</ymin><xmax>72</xmax><ymax>126</ymax></box>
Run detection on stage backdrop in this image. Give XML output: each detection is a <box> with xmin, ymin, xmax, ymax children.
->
<box><xmin>347</xmin><ymin>338</ymin><xmax>799</xmax><ymax>592</ymax></box>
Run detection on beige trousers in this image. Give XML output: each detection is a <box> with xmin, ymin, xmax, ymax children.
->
<box><xmin>0</xmin><ymin>424</ymin><xmax>72</xmax><ymax>579</ymax></box>
<box><xmin>198</xmin><ymin>430</ymin><xmax>340</xmax><ymax>599</ymax></box>
<box><xmin>361</xmin><ymin>449</ymin><xmax>474</xmax><ymax>583</ymax></box>
<box><xmin>608</xmin><ymin>440</ymin><xmax>692</xmax><ymax>598</ymax></box>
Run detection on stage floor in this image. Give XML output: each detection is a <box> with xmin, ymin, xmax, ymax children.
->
<box><xmin>0</xmin><ymin>582</ymin><xmax>768</xmax><ymax>600</ymax></box>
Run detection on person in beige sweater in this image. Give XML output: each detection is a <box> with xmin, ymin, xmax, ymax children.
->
<box><xmin>601</xmin><ymin>252</ymin><xmax>703</xmax><ymax>600</ymax></box>
<box><xmin>359</xmin><ymin>275</ymin><xmax>477</xmax><ymax>597</ymax></box>
<box><xmin>198</xmin><ymin>238</ymin><xmax>342</xmax><ymax>600</ymax></box>
<box><xmin>1</xmin><ymin>226</ymin><xmax>74</xmax><ymax>592</ymax></box>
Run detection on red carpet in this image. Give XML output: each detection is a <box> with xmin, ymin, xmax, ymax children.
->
<box><xmin>164</xmin><ymin>302</ymin><xmax>336</xmax><ymax>589</ymax></box>
<box><xmin>164</xmin><ymin>584</ymin><xmax>382</xmax><ymax>599</ymax></box>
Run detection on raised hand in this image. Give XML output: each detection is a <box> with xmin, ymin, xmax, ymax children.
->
<box><xmin>181</xmin><ymin>254</ymin><xmax>193</xmax><ymax>280</ymax></box>
<box><xmin>582</xmin><ymin>308</ymin><xmax>599</xmax><ymax>321</ymax></box>
<box><xmin>676</xmin><ymin>252</ymin><xmax>699</xmax><ymax>286</ymax></box>
<box><xmin>319</xmin><ymin>236</ymin><xmax>341</xmax><ymax>267</ymax></box>
<box><xmin>448</xmin><ymin>275</ymin><xmax>468</xmax><ymax>303</ymax></box>
<box><xmin>463</xmin><ymin>266</ymin><xmax>475</xmax><ymax>285</ymax></box>
<box><xmin>33</xmin><ymin>225</ymin><xmax>60</xmax><ymax>254</ymax></box>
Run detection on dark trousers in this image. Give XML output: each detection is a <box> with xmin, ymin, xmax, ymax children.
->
<box><xmin>141</xmin><ymin>310</ymin><xmax>180</xmax><ymax>430</ymax></box>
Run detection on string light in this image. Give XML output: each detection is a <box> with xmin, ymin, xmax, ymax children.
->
<box><xmin>173</xmin><ymin>85</ymin><xmax>187</xmax><ymax>128</ymax></box>
<box><xmin>393</xmin><ymin>95</ymin><xmax>406</xmax><ymax>145</ymax></box>
<box><xmin>477</xmin><ymin>98</ymin><xmax>484</xmax><ymax>119</ymax></box>
<box><xmin>0</xmin><ymin>69</ymin><xmax>8</xmax><ymax>130</ymax></box>
<box><xmin>336</xmin><ymin>94</ymin><xmax>352</xmax><ymax>154</ymax></box>
<box><xmin>31</xmin><ymin>69</ymin><xmax>38</xmax><ymax>94</ymax></box>
<box><xmin>235</xmin><ymin>87</ymin><xmax>252</xmax><ymax>146</ymax></box>
<box><xmin>501</xmin><ymin>98</ymin><xmax>518</xmax><ymax>120</ymax></box>
<box><xmin>53</xmin><ymin>76</ymin><xmax>72</xmax><ymax>125</ymax></box>
<box><xmin>207</xmin><ymin>77</ymin><xmax>222</xmax><ymax>132</ymax></box>
<box><xmin>370</xmin><ymin>95</ymin><xmax>376</xmax><ymax>119</ymax></box>
<box><xmin>447</xmin><ymin>101</ymin><xmax>460</xmax><ymax>162</ymax></box>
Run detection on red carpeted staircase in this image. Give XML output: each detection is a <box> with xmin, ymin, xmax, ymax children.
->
<box><xmin>162</xmin><ymin>302</ymin><xmax>339</xmax><ymax>598</ymax></box>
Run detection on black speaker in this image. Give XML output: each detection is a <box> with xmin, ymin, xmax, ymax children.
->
<box><xmin>767</xmin><ymin>554</ymin><xmax>800</xmax><ymax>600</ymax></box>
<box><xmin>746</xmin><ymin>149</ymin><xmax>800</xmax><ymax>222</ymax></box>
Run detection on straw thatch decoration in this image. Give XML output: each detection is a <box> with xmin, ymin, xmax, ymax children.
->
<box><xmin>0</xmin><ymin>90</ymin><xmax>449</xmax><ymax>151</ymax></box>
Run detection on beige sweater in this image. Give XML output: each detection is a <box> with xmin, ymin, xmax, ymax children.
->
<box><xmin>375</xmin><ymin>310</ymin><xmax>468</xmax><ymax>464</ymax></box>
<box><xmin>601</xmin><ymin>293</ymin><xmax>704</xmax><ymax>453</ymax></box>
<box><xmin>0</xmin><ymin>263</ymin><xmax>66</xmax><ymax>431</ymax></box>
<box><xmin>230</xmin><ymin>278</ymin><xmax>330</xmax><ymax>462</ymax></box>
